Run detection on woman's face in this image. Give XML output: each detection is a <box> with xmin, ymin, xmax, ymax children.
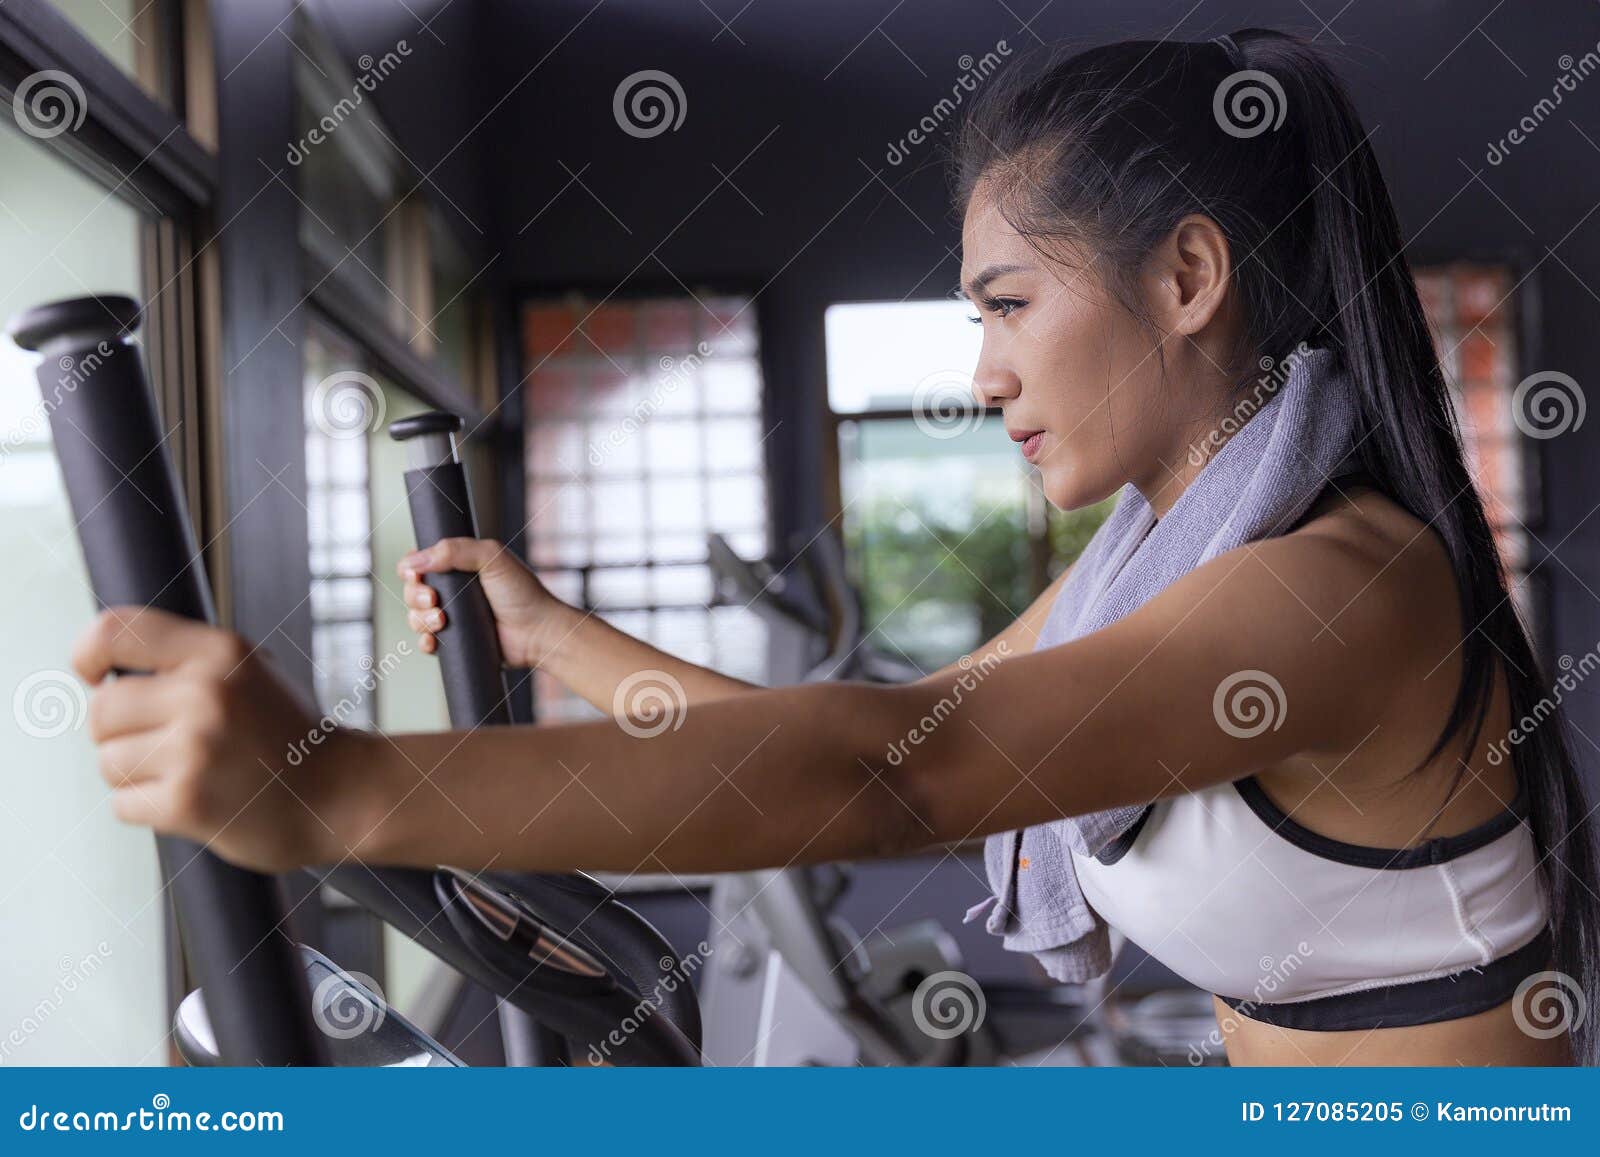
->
<box><xmin>959</xmin><ymin>185</ymin><xmax>1228</xmax><ymax>513</ymax></box>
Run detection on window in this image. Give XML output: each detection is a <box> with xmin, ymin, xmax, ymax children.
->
<box><xmin>1415</xmin><ymin>263</ymin><xmax>1536</xmax><ymax>625</ymax></box>
<box><xmin>49</xmin><ymin>0</ymin><xmax>179</xmax><ymax>108</ymax></box>
<box><xmin>428</xmin><ymin>205</ymin><xmax>489</xmax><ymax>395</ymax></box>
<box><xmin>522</xmin><ymin>295</ymin><xmax>771</xmax><ymax>720</ymax></box>
<box><xmin>303</xmin><ymin>322</ymin><xmax>454</xmax><ymax>734</ymax></box>
<box><xmin>292</xmin><ymin>13</ymin><xmax>401</xmax><ymax>319</ymax></box>
<box><xmin>0</xmin><ymin>129</ymin><xmax>165</xmax><ymax>1064</ymax></box>
<box><xmin>825</xmin><ymin>300</ymin><xmax>1111</xmax><ymax>672</ymax></box>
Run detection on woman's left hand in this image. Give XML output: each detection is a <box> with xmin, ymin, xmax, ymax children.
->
<box><xmin>71</xmin><ymin>606</ymin><xmax>367</xmax><ymax>873</ymax></box>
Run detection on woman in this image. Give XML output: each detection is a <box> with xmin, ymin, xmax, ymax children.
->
<box><xmin>72</xmin><ymin>29</ymin><xmax>1597</xmax><ymax>1066</ymax></box>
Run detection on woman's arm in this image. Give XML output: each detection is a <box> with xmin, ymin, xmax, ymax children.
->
<box><xmin>401</xmin><ymin>537</ymin><xmax>760</xmax><ymax>711</ymax></box>
<box><xmin>74</xmin><ymin>518</ymin><xmax>1451</xmax><ymax>877</ymax></box>
<box><xmin>529</xmin><ymin>598</ymin><xmax>761</xmax><ymax>707</ymax></box>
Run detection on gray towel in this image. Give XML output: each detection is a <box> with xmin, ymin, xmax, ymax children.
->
<box><xmin>963</xmin><ymin>341</ymin><xmax>1364</xmax><ymax>983</ymax></box>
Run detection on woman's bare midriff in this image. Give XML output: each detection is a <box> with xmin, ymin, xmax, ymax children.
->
<box><xmin>1215</xmin><ymin>993</ymin><xmax>1574</xmax><ymax>1066</ymax></box>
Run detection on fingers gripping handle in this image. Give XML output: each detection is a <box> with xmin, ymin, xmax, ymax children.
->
<box><xmin>7</xmin><ymin>295</ymin><xmax>325</xmax><ymax>1067</ymax></box>
<box><xmin>390</xmin><ymin>413</ymin><xmax>511</xmax><ymax>729</ymax></box>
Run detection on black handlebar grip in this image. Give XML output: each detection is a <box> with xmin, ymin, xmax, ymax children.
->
<box><xmin>7</xmin><ymin>296</ymin><xmax>326</xmax><ymax>1067</ymax></box>
<box><xmin>391</xmin><ymin>413</ymin><xmax>510</xmax><ymax>729</ymax></box>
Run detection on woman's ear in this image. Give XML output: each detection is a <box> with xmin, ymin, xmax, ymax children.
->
<box><xmin>1151</xmin><ymin>213</ymin><xmax>1233</xmax><ymax>338</ymax></box>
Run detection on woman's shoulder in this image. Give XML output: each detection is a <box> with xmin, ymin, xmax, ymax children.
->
<box><xmin>1293</xmin><ymin>477</ymin><xmax>1447</xmax><ymax>574</ymax></box>
<box><xmin>1282</xmin><ymin>477</ymin><xmax>1464</xmax><ymax>666</ymax></box>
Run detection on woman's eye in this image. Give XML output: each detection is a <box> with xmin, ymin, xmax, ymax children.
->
<box><xmin>966</xmin><ymin>298</ymin><xmax>1025</xmax><ymax>324</ymax></box>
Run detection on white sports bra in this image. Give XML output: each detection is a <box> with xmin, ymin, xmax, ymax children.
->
<box><xmin>1072</xmin><ymin>770</ymin><xmax>1551</xmax><ymax>1030</ymax></box>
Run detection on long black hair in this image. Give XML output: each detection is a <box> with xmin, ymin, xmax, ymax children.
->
<box><xmin>953</xmin><ymin>28</ymin><xmax>1599</xmax><ymax>1059</ymax></box>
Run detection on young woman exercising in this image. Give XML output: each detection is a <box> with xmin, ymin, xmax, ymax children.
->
<box><xmin>71</xmin><ymin>30</ymin><xmax>1598</xmax><ymax>1066</ymax></box>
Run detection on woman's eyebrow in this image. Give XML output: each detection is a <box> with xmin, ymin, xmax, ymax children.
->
<box><xmin>962</xmin><ymin>263</ymin><xmax>1031</xmax><ymax>297</ymax></box>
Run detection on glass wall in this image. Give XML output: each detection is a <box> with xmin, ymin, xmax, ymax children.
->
<box><xmin>0</xmin><ymin>129</ymin><xmax>166</xmax><ymax>1064</ymax></box>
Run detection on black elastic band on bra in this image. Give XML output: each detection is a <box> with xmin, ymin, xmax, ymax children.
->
<box><xmin>1218</xmin><ymin>926</ymin><xmax>1552</xmax><ymax>1031</ymax></box>
<box><xmin>1233</xmin><ymin>770</ymin><xmax>1530</xmax><ymax>870</ymax></box>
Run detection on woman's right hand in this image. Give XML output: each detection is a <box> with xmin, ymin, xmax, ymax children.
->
<box><xmin>398</xmin><ymin>538</ymin><xmax>569</xmax><ymax>668</ymax></box>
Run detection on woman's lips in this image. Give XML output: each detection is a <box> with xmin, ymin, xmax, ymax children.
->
<box><xmin>1020</xmin><ymin>431</ymin><xmax>1045</xmax><ymax>462</ymax></box>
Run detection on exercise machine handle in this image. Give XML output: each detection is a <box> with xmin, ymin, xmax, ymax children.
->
<box><xmin>389</xmin><ymin>412</ymin><xmax>510</xmax><ymax>728</ymax></box>
<box><xmin>6</xmin><ymin>295</ymin><xmax>326</xmax><ymax>1067</ymax></box>
<box><xmin>387</xmin><ymin>412</ymin><xmax>703</xmax><ymax>1064</ymax></box>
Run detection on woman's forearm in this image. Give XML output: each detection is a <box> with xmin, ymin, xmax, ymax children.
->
<box><xmin>531</xmin><ymin>599</ymin><xmax>762</xmax><ymax>712</ymax></box>
<box><xmin>336</xmin><ymin>679</ymin><xmax>932</xmax><ymax>874</ymax></box>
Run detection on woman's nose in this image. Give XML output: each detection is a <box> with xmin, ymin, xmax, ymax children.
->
<box><xmin>972</xmin><ymin>362</ymin><xmax>1020</xmax><ymax>409</ymax></box>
